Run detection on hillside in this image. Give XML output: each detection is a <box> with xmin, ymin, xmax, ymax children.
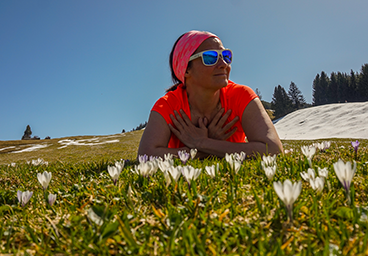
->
<box><xmin>0</xmin><ymin>131</ymin><xmax>144</xmax><ymax>165</ymax></box>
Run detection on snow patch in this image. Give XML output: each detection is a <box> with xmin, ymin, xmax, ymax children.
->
<box><xmin>58</xmin><ymin>138</ymin><xmax>120</xmax><ymax>149</ymax></box>
<box><xmin>275</xmin><ymin>102</ymin><xmax>368</xmax><ymax>140</ymax></box>
<box><xmin>11</xmin><ymin>144</ymin><xmax>50</xmax><ymax>153</ymax></box>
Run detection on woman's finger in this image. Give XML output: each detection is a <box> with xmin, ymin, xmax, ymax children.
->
<box><xmin>179</xmin><ymin>109</ymin><xmax>192</xmax><ymax>126</ymax></box>
<box><xmin>168</xmin><ymin>123</ymin><xmax>181</xmax><ymax>137</ymax></box>
<box><xmin>209</xmin><ymin>108</ymin><xmax>225</xmax><ymax>127</ymax></box>
<box><xmin>198</xmin><ymin>117</ymin><xmax>206</xmax><ymax>129</ymax></box>
<box><xmin>203</xmin><ymin>117</ymin><xmax>208</xmax><ymax>127</ymax></box>
<box><xmin>216</xmin><ymin>109</ymin><xmax>232</xmax><ymax>128</ymax></box>
<box><xmin>170</xmin><ymin>114</ymin><xmax>184</xmax><ymax>131</ymax></box>
<box><xmin>224</xmin><ymin>127</ymin><xmax>238</xmax><ymax>140</ymax></box>
<box><xmin>222</xmin><ymin>116</ymin><xmax>239</xmax><ymax>132</ymax></box>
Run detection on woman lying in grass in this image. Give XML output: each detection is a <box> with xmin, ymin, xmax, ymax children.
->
<box><xmin>138</xmin><ymin>30</ymin><xmax>283</xmax><ymax>159</ymax></box>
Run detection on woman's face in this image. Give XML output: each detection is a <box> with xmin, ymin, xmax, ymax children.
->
<box><xmin>185</xmin><ymin>37</ymin><xmax>231</xmax><ymax>90</ymax></box>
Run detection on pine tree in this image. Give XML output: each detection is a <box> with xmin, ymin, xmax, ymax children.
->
<box><xmin>348</xmin><ymin>70</ymin><xmax>358</xmax><ymax>102</ymax></box>
<box><xmin>358</xmin><ymin>64</ymin><xmax>368</xmax><ymax>101</ymax></box>
<box><xmin>255</xmin><ymin>88</ymin><xmax>262</xmax><ymax>100</ymax></box>
<box><xmin>287</xmin><ymin>82</ymin><xmax>306</xmax><ymax>110</ymax></box>
<box><xmin>329</xmin><ymin>72</ymin><xmax>338</xmax><ymax>103</ymax></box>
<box><xmin>271</xmin><ymin>85</ymin><xmax>292</xmax><ymax>119</ymax></box>
<box><xmin>337</xmin><ymin>72</ymin><xmax>348</xmax><ymax>103</ymax></box>
<box><xmin>312</xmin><ymin>74</ymin><xmax>320</xmax><ymax>105</ymax></box>
<box><xmin>319</xmin><ymin>71</ymin><xmax>329</xmax><ymax>105</ymax></box>
<box><xmin>22</xmin><ymin>125</ymin><xmax>32</xmax><ymax>140</ymax></box>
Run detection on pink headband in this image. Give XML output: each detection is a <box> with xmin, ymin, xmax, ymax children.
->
<box><xmin>173</xmin><ymin>30</ymin><xmax>218</xmax><ymax>83</ymax></box>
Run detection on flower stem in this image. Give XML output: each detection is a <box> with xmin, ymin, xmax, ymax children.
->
<box><xmin>287</xmin><ymin>205</ymin><xmax>293</xmax><ymax>224</ymax></box>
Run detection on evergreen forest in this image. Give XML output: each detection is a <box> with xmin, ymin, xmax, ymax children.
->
<box><xmin>271</xmin><ymin>63</ymin><xmax>368</xmax><ymax>120</ymax></box>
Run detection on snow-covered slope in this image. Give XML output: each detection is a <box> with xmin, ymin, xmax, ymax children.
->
<box><xmin>274</xmin><ymin>102</ymin><xmax>368</xmax><ymax>140</ymax></box>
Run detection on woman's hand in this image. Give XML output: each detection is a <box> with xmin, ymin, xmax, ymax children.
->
<box><xmin>206</xmin><ymin>108</ymin><xmax>239</xmax><ymax>140</ymax></box>
<box><xmin>169</xmin><ymin>109</ymin><xmax>208</xmax><ymax>149</ymax></box>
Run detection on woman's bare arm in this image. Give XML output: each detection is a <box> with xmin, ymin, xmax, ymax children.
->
<box><xmin>137</xmin><ymin>111</ymin><xmax>190</xmax><ymax>158</ymax></box>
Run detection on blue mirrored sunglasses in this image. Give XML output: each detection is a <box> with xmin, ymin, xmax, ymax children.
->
<box><xmin>189</xmin><ymin>49</ymin><xmax>232</xmax><ymax>66</ymax></box>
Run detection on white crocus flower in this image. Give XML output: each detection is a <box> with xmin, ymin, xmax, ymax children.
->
<box><xmin>167</xmin><ymin>166</ymin><xmax>181</xmax><ymax>182</ymax></box>
<box><xmin>230</xmin><ymin>160</ymin><xmax>242</xmax><ymax>174</ymax></box>
<box><xmin>309</xmin><ymin>177</ymin><xmax>324</xmax><ymax>193</ymax></box>
<box><xmin>318</xmin><ymin>167</ymin><xmax>329</xmax><ymax>179</ymax></box>
<box><xmin>333</xmin><ymin>159</ymin><xmax>356</xmax><ymax>204</ymax></box>
<box><xmin>261</xmin><ymin>154</ymin><xmax>277</xmax><ymax>168</ymax></box>
<box><xmin>163</xmin><ymin>170</ymin><xmax>172</xmax><ymax>187</ymax></box>
<box><xmin>301</xmin><ymin>146</ymin><xmax>316</xmax><ymax>159</ymax></box>
<box><xmin>190</xmin><ymin>149</ymin><xmax>198</xmax><ymax>160</ymax></box>
<box><xmin>205</xmin><ymin>165</ymin><xmax>217</xmax><ymax>178</ymax></box>
<box><xmin>225</xmin><ymin>153</ymin><xmax>242</xmax><ymax>174</ymax></box>
<box><xmin>273</xmin><ymin>179</ymin><xmax>302</xmax><ymax>222</ymax></box>
<box><xmin>164</xmin><ymin>153</ymin><xmax>174</xmax><ymax>161</ymax></box>
<box><xmin>301</xmin><ymin>146</ymin><xmax>316</xmax><ymax>167</ymax></box>
<box><xmin>87</xmin><ymin>208</ymin><xmax>103</xmax><ymax>226</ymax></box>
<box><xmin>181</xmin><ymin>166</ymin><xmax>201</xmax><ymax>186</ymax></box>
<box><xmin>48</xmin><ymin>193</ymin><xmax>57</xmax><ymax>206</ymax></box>
<box><xmin>284</xmin><ymin>148</ymin><xmax>294</xmax><ymax>154</ymax></box>
<box><xmin>107</xmin><ymin>165</ymin><xmax>122</xmax><ymax>186</ymax></box>
<box><xmin>157</xmin><ymin>158</ymin><xmax>174</xmax><ymax>173</ymax></box>
<box><xmin>264</xmin><ymin>165</ymin><xmax>277</xmax><ymax>180</ymax></box>
<box><xmin>313</xmin><ymin>141</ymin><xmax>331</xmax><ymax>152</ymax></box>
<box><xmin>115</xmin><ymin>160</ymin><xmax>125</xmax><ymax>171</ymax></box>
<box><xmin>37</xmin><ymin>171</ymin><xmax>52</xmax><ymax>190</ymax></box>
<box><xmin>225</xmin><ymin>153</ymin><xmax>233</xmax><ymax>163</ymax></box>
<box><xmin>312</xmin><ymin>142</ymin><xmax>324</xmax><ymax>152</ymax></box>
<box><xmin>17</xmin><ymin>190</ymin><xmax>33</xmax><ymax>207</ymax></box>
<box><xmin>300</xmin><ymin>168</ymin><xmax>315</xmax><ymax>181</ymax></box>
<box><xmin>234</xmin><ymin>151</ymin><xmax>246</xmax><ymax>162</ymax></box>
<box><xmin>133</xmin><ymin>160</ymin><xmax>159</xmax><ymax>177</ymax></box>
<box><xmin>30</xmin><ymin>158</ymin><xmax>48</xmax><ymax>166</ymax></box>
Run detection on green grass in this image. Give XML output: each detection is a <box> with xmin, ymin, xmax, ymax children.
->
<box><xmin>0</xmin><ymin>134</ymin><xmax>368</xmax><ymax>255</ymax></box>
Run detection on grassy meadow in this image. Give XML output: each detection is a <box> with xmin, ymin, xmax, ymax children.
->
<box><xmin>0</xmin><ymin>132</ymin><xmax>368</xmax><ymax>255</ymax></box>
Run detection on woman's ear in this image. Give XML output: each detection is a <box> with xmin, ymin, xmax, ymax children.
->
<box><xmin>184</xmin><ymin>68</ymin><xmax>191</xmax><ymax>78</ymax></box>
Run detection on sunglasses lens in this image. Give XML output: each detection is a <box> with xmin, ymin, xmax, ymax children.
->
<box><xmin>202</xmin><ymin>51</ymin><xmax>219</xmax><ymax>65</ymax></box>
<box><xmin>222</xmin><ymin>50</ymin><xmax>232</xmax><ymax>64</ymax></box>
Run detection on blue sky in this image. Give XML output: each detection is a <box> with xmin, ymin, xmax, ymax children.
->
<box><xmin>1</xmin><ymin>0</ymin><xmax>367</xmax><ymax>141</ymax></box>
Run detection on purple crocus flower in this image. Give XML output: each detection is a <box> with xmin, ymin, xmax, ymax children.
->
<box><xmin>138</xmin><ymin>154</ymin><xmax>148</xmax><ymax>163</ymax></box>
<box><xmin>17</xmin><ymin>190</ymin><xmax>33</xmax><ymax>207</ymax></box>
<box><xmin>48</xmin><ymin>194</ymin><xmax>57</xmax><ymax>206</ymax></box>
<box><xmin>351</xmin><ymin>140</ymin><xmax>359</xmax><ymax>154</ymax></box>
<box><xmin>178</xmin><ymin>150</ymin><xmax>190</xmax><ymax>164</ymax></box>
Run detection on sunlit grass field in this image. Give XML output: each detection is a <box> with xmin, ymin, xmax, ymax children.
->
<box><xmin>0</xmin><ymin>133</ymin><xmax>367</xmax><ymax>255</ymax></box>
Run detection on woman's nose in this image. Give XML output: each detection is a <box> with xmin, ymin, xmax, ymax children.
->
<box><xmin>217</xmin><ymin>54</ymin><xmax>229</xmax><ymax>67</ymax></box>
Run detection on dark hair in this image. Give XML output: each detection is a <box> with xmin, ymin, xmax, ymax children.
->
<box><xmin>166</xmin><ymin>33</ymin><xmax>192</xmax><ymax>92</ymax></box>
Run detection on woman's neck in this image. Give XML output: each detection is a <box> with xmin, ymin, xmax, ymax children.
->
<box><xmin>186</xmin><ymin>87</ymin><xmax>221</xmax><ymax>120</ymax></box>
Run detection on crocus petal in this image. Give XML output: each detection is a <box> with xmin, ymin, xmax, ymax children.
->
<box><xmin>17</xmin><ymin>190</ymin><xmax>22</xmax><ymax>204</ymax></box>
<box><xmin>190</xmin><ymin>149</ymin><xmax>197</xmax><ymax>159</ymax></box>
<box><xmin>273</xmin><ymin>181</ymin><xmax>285</xmax><ymax>203</ymax></box>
